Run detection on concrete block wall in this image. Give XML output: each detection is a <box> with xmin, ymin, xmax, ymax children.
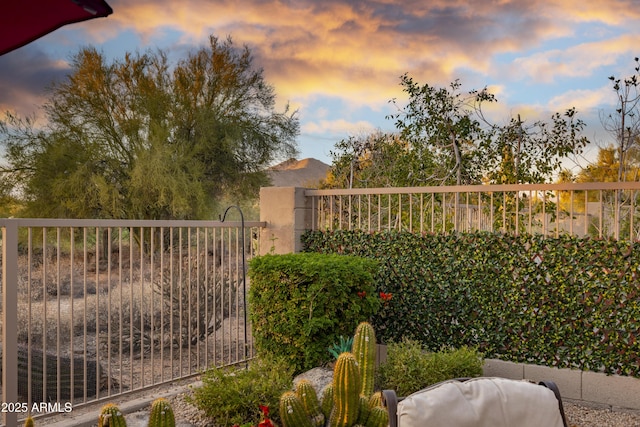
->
<box><xmin>376</xmin><ymin>346</ymin><xmax>640</xmax><ymax>410</ymax></box>
<box><xmin>259</xmin><ymin>186</ymin><xmax>312</xmax><ymax>255</ymax></box>
<box><xmin>483</xmin><ymin>358</ymin><xmax>640</xmax><ymax>410</ymax></box>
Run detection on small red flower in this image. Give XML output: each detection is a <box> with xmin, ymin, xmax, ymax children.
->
<box><xmin>357</xmin><ymin>291</ymin><xmax>367</xmax><ymax>299</ymax></box>
<box><xmin>380</xmin><ymin>292</ymin><xmax>392</xmax><ymax>302</ymax></box>
<box><xmin>258</xmin><ymin>405</ymin><xmax>273</xmax><ymax>427</ymax></box>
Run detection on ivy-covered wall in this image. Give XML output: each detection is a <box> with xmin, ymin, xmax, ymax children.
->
<box><xmin>302</xmin><ymin>230</ymin><xmax>640</xmax><ymax>377</ymax></box>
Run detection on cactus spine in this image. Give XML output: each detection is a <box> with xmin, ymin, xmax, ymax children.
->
<box><xmin>329</xmin><ymin>352</ymin><xmax>361</xmax><ymax>427</ymax></box>
<box><xmin>296</xmin><ymin>379</ymin><xmax>325</xmax><ymax>427</ymax></box>
<box><xmin>280</xmin><ymin>391</ymin><xmax>314</xmax><ymax>427</ymax></box>
<box><xmin>321</xmin><ymin>384</ymin><xmax>334</xmax><ymax>420</ymax></box>
<box><xmin>98</xmin><ymin>403</ymin><xmax>127</xmax><ymax>427</ymax></box>
<box><xmin>355</xmin><ymin>395</ymin><xmax>370</xmax><ymax>425</ymax></box>
<box><xmin>368</xmin><ymin>391</ymin><xmax>383</xmax><ymax>409</ymax></box>
<box><xmin>23</xmin><ymin>416</ymin><xmax>35</xmax><ymax>427</ymax></box>
<box><xmin>147</xmin><ymin>397</ymin><xmax>175</xmax><ymax>427</ymax></box>
<box><xmin>352</xmin><ymin>322</ymin><xmax>376</xmax><ymax>398</ymax></box>
<box><xmin>364</xmin><ymin>406</ymin><xmax>389</xmax><ymax>427</ymax></box>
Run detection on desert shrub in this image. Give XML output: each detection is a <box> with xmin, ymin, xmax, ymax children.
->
<box><xmin>154</xmin><ymin>252</ymin><xmax>237</xmax><ymax>350</ymax></box>
<box><xmin>189</xmin><ymin>357</ymin><xmax>294</xmax><ymax>426</ymax></box>
<box><xmin>376</xmin><ymin>339</ymin><xmax>483</xmax><ymax>397</ymax></box>
<box><xmin>248</xmin><ymin>253</ymin><xmax>380</xmax><ymax>374</ymax></box>
<box><xmin>16</xmin><ymin>299</ymin><xmax>74</xmax><ymax>349</ymax></box>
<box><xmin>15</xmin><ymin>249</ymin><xmax>238</xmax><ymax>356</ymax></box>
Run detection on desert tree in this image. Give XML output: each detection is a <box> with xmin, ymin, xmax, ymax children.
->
<box><xmin>0</xmin><ymin>35</ymin><xmax>299</xmax><ymax>220</ymax></box>
<box><xmin>327</xmin><ymin>75</ymin><xmax>590</xmax><ymax>233</ymax></box>
<box><xmin>344</xmin><ymin>74</ymin><xmax>588</xmax><ymax>187</ymax></box>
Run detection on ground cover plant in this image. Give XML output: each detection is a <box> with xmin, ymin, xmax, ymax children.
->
<box><xmin>189</xmin><ymin>357</ymin><xmax>294</xmax><ymax>426</ymax></box>
<box><xmin>376</xmin><ymin>339</ymin><xmax>483</xmax><ymax>397</ymax></box>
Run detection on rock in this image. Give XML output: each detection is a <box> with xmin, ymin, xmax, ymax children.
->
<box><xmin>294</xmin><ymin>367</ymin><xmax>334</xmax><ymax>396</ymax></box>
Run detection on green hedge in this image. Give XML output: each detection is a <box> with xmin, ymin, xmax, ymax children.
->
<box><xmin>302</xmin><ymin>230</ymin><xmax>640</xmax><ymax>377</ymax></box>
<box><xmin>248</xmin><ymin>253</ymin><xmax>380</xmax><ymax>374</ymax></box>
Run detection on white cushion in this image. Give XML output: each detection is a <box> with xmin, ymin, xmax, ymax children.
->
<box><xmin>397</xmin><ymin>377</ymin><xmax>564</xmax><ymax>427</ymax></box>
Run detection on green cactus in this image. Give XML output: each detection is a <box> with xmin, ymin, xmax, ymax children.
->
<box><xmin>352</xmin><ymin>322</ymin><xmax>376</xmax><ymax>398</ymax></box>
<box><xmin>364</xmin><ymin>406</ymin><xmax>389</xmax><ymax>427</ymax></box>
<box><xmin>283</xmin><ymin>323</ymin><xmax>382</xmax><ymax>427</ymax></box>
<box><xmin>147</xmin><ymin>397</ymin><xmax>175</xmax><ymax>427</ymax></box>
<box><xmin>23</xmin><ymin>416</ymin><xmax>35</xmax><ymax>427</ymax></box>
<box><xmin>98</xmin><ymin>403</ymin><xmax>127</xmax><ymax>427</ymax></box>
<box><xmin>355</xmin><ymin>395</ymin><xmax>370</xmax><ymax>425</ymax></box>
<box><xmin>321</xmin><ymin>384</ymin><xmax>334</xmax><ymax>420</ymax></box>
<box><xmin>280</xmin><ymin>391</ymin><xmax>313</xmax><ymax>427</ymax></box>
<box><xmin>296</xmin><ymin>379</ymin><xmax>325</xmax><ymax>427</ymax></box>
<box><xmin>329</xmin><ymin>352</ymin><xmax>361</xmax><ymax>427</ymax></box>
<box><xmin>368</xmin><ymin>391</ymin><xmax>383</xmax><ymax>409</ymax></box>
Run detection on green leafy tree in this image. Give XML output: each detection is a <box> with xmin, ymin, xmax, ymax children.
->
<box><xmin>328</xmin><ymin>75</ymin><xmax>587</xmax><ymax>190</ymax></box>
<box><xmin>482</xmin><ymin>109</ymin><xmax>589</xmax><ymax>184</ymax></box>
<box><xmin>0</xmin><ymin>169</ymin><xmax>20</xmax><ymax>217</ymax></box>
<box><xmin>323</xmin><ymin>131</ymin><xmax>437</xmax><ymax>189</ymax></box>
<box><xmin>575</xmin><ymin>146</ymin><xmax>640</xmax><ymax>238</ymax></box>
<box><xmin>0</xmin><ymin>35</ymin><xmax>298</xmax><ymax>219</ymax></box>
<box><xmin>387</xmin><ymin>75</ymin><xmax>493</xmax><ymax>185</ymax></box>
<box><xmin>578</xmin><ymin>146</ymin><xmax>622</xmax><ymax>184</ymax></box>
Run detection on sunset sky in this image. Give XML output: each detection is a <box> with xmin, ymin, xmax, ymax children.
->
<box><xmin>1</xmin><ymin>0</ymin><xmax>640</xmax><ymax>171</ymax></box>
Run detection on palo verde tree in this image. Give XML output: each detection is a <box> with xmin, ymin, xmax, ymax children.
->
<box><xmin>0</xmin><ymin>35</ymin><xmax>299</xmax><ymax>219</ymax></box>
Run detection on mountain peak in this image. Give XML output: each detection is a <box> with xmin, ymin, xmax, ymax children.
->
<box><xmin>267</xmin><ymin>158</ymin><xmax>330</xmax><ymax>187</ymax></box>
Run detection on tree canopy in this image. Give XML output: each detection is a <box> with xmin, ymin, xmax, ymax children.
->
<box><xmin>326</xmin><ymin>74</ymin><xmax>589</xmax><ymax>188</ymax></box>
<box><xmin>481</xmin><ymin>108</ymin><xmax>589</xmax><ymax>184</ymax></box>
<box><xmin>388</xmin><ymin>75</ymin><xmax>492</xmax><ymax>185</ymax></box>
<box><xmin>0</xmin><ymin>35</ymin><xmax>299</xmax><ymax>219</ymax></box>
<box><xmin>322</xmin><ymin>131</ymin><xmax>438</xmax><ymax>188</ymax></box>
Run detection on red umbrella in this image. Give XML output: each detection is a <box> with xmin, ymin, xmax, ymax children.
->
<box><xmin>0</xmin><ymin>0</ymin><xmax>113</xmax><ymax>55</ymax></box>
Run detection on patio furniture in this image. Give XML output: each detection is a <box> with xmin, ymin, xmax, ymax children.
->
<box><xmin>382</xmin><ymin>377</ymin><xmax>568</xmax><ymax>427</ymax></box>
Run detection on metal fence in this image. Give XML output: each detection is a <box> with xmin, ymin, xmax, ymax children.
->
<box><xmin>307</xmin><ymin>181</ymin><xmax>640</xmax><ymax>241</ymax></box>
<box><xmin>0</xmin><ymin>217</ymin><xmax>264</xmax><ymax>425</ymax></box>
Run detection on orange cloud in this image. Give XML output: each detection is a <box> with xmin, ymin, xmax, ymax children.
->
<box><xmin>2</xmin><ymin>0</ymin><xmax>640</xmax><ymax>154</ymax></box>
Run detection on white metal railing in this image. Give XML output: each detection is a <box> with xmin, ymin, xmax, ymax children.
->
<box><xmin>307</xmin><ymin>182</ymin><xmax>640</xmax><ymax>241</ymax></box>
<box><xmin>0</xmin><ymin>218</ymin><xmax>264</xmax><ymax>425</ymax></box>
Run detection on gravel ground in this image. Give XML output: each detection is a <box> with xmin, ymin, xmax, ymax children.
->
<box><xmin>563</xmin><ymin>401</ymin><xmax>640</xmax><ymax>427</ymax></box>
